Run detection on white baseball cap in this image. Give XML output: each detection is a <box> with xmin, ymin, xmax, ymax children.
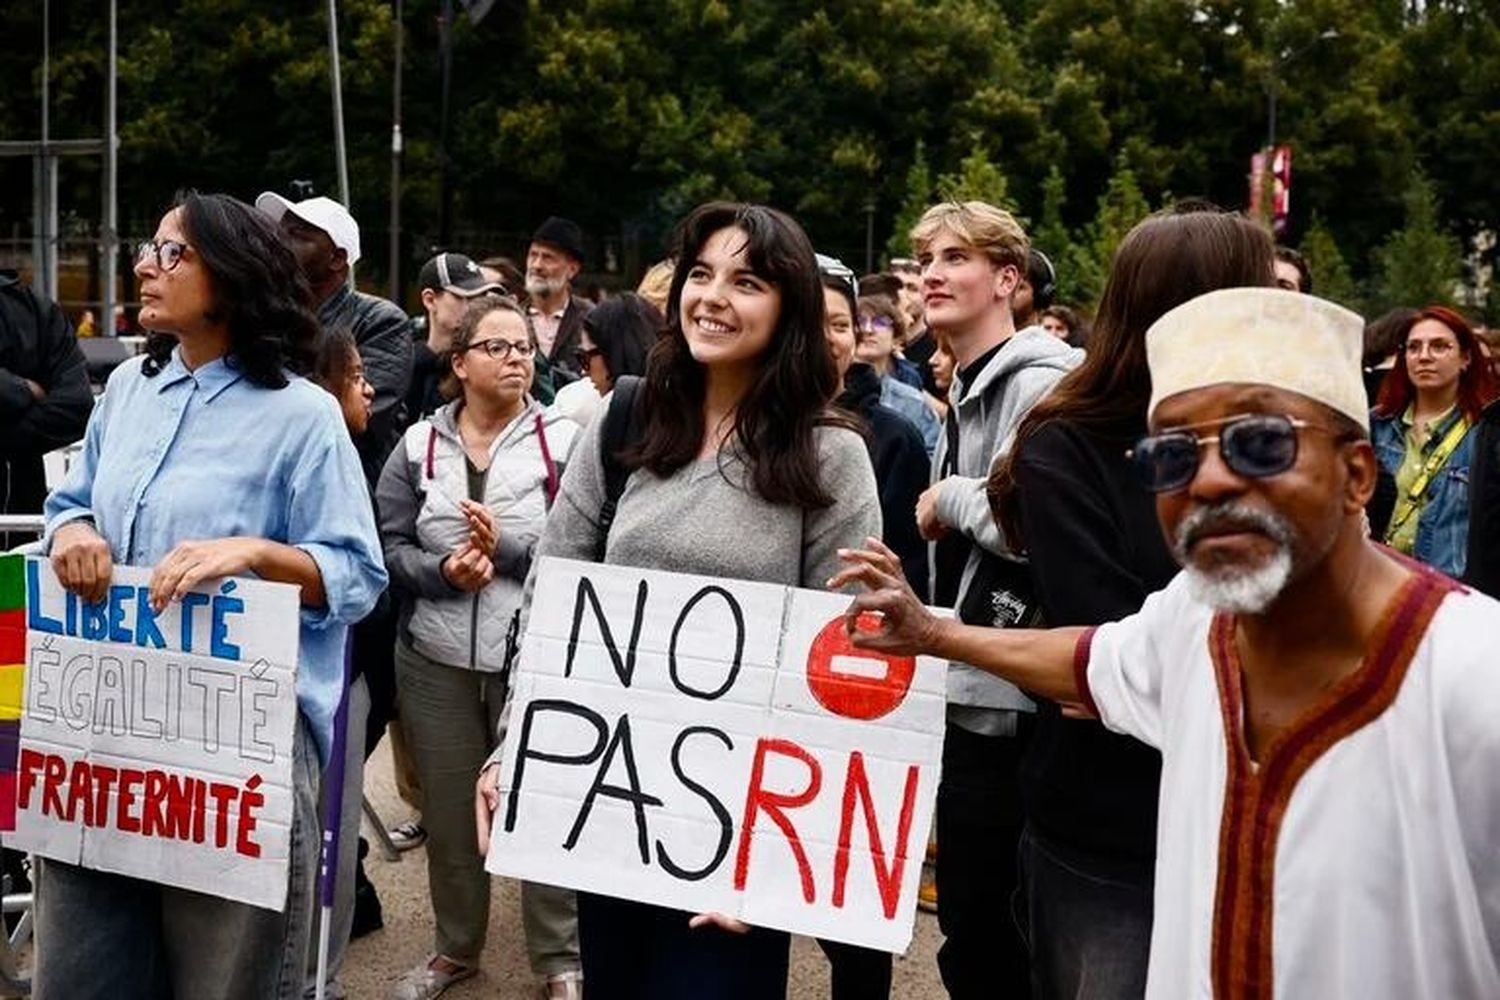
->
<box><xmin>255</xmin><ymin>192</ymin><xmax>362</xmax><ymax>267</ymax></box>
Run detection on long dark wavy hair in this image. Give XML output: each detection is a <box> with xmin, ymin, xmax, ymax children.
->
<box><xmin>625</xmin><ymin>202</ymin><xmax>850</xmax><ymax>508</ymax></box>
<box><xmin>141</xmin><ymin>191</ymin><xmax>318</xmax><ymax>387</ymax></box>
<box><xmin>989</xmin><ymin>205</ymin><xmax>1276</xmax><ymax>547</ymax></box>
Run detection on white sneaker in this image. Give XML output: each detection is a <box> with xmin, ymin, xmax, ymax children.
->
<box><xmin>544</xmin><ymin>971</ymin><xmax>583</xmax><ymax>1000</ymax></box>
<box><xmin>388</xmin><ymin>819</ymin><xmax>427</xmax><ymax>851</ymax></box>
<box><xmin>389</xmin><ymin>956</ymin><xmax>475</xmax><ymax>1000</ymax></box>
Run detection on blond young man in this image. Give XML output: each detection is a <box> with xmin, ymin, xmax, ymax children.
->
<box><xmin>911</xmin><ymin>201</ymin><xmax>1081</xmax><ymax>998</ymax></box>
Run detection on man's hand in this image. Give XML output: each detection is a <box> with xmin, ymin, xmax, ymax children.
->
<box><xmin>148</xmin><ymin>538</ymin><xmax>266</xmax><ymax>611</ymax></box>
<box><xmin>51</xmin><ymin>521</ymin><xmax>114</xmax><ymax>604</ymax></box>
<box><xmin>441</xmin><ymin>545</ymin><xmax>494</xmax><ymax>593</ymax></box>
<box><xmin>829</xmin><ymin>539</ymin><xmax>947</xmax><ymax>658</ymax></box>
<box><xmin>475</xmin><ymin>762</ymin><xmax>501</xmax><ymax>856</ymax></box>
<box><xmin>24</xmin><ymin>378</ymin><xmax>44</xmax><ymax>401</ymax></box>
<box><xmin>915</xmin><ymin>481</ymin><xmax>949</xmax><ymax>541</ymax></box>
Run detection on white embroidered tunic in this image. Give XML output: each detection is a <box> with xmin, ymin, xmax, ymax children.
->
<box><xmin>1077</xmin><ymin>564</ymin><xmax>1500</xmax><ymax>999</ymax></box>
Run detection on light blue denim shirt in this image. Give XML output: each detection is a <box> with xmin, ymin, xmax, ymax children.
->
<box><xmin>880</xmin><ymin>375</ymin><xmax>942</xmax><ymax>457</ymax></box>
<box><xmin>43</xmin><ymin>349</ymin><xmax>388</xmax><ymax>766</ymax></box>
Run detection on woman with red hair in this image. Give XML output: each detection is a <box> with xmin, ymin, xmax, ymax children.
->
<box><xmin>1371</xmin><ymin>305</ymin><xmax>1499</xmax><ymax>576</ymax></box>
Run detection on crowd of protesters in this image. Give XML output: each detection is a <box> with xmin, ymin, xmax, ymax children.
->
<box><xmin>2</xmin><ymin>181</ymin><xmax>1498</xmax><ymax>1000</ymax></box>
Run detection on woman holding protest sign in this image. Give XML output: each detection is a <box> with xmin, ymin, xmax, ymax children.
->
<box><xmin>476</xmin><ymin>202</ymin><xmax>881</xmax><ymax>999</ymax></box>
<box><xmin>39</xmin><ymin>191</ymin><xmax>387</xmax><ymax>999</ymax></box>
<box><xmin>377</xmin><ymin>294</ymin><xmax>583</xmax><ymax>1000</ymax></box>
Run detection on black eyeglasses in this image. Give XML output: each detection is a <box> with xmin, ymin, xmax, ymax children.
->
<box><xmin>136</xmin><ymin>239</ymin><xmax>189</xmax><ymax>272</ymax></box>
<box><xmin>574</xmin><ymin>346</ymin><xmax>602</xmax><ymax>371</ymax></box>
<box><xmin>1128</xmin><ymin>414</ymin><xmax>1318</xmax><ymax>493</ymax></box>
<box><xmin>462</xmin><ymin>338</ymin><xmax>535</xmax><ymax>361</ymax></box>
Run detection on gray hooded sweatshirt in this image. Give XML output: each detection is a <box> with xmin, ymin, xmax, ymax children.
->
<box><xmin>929</xmin><ymin>326</ymin><xmax>1083</xmax><ymax>732</ymax></box>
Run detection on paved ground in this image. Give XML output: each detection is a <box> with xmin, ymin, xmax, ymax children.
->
<box><xmin>343</xmin><ymin>740</ymin><xmax>946</xmax><ymax>999</ymax></box>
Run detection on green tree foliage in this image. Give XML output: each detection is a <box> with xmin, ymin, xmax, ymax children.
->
<box><xmin>1065</xmin><ymin>159</ymin><xmax>1154</xmax><ymax>307</ymax></box>
<box><xmin>1371</xmin><ymin>172</ymin><xmax>1465</xmax><ymax>312</ymax></box>
<box><xmin>934</xmin><ymin>142</ymin><xmax>1017</xmax><ymax>215</ymax></box>
<box><xmin>1300</xmin><ymin>215</ymin><xmax>1363</xmax><ymax>313</ymax></box>
<box><xmin>0</xmin><ymin>0</ymin><xmax>1491</xmax><ymax>306</ymax></box>
<box><xmin>886</xmin><ymin>141</ymin><xmax>933</xmax><ymax>261</ymax></box>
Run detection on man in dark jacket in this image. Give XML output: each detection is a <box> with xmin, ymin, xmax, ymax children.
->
<box><xmin>1</xmin><ymin>271</ymin><xmax>91</xmax><ymax>548</ymax></box>
<box><xmin>256</xmin><ymin>192</ymin><xmax>414</xmax><ymax>487</ymax></box>
<box><xmin>524</xmin><ymin>216</ymin><xmax>592</xmax><ymax>383</ymax></box>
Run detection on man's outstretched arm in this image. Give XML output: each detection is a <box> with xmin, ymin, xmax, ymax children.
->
<box><xmin>831</xmin><ymin>538</ymin><xmax>1091</xmax><ymax>714</ymax></box>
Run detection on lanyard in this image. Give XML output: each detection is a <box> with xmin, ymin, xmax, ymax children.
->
<box><xmin>1385</xmin><ymin>414</ymin><xmax>1470</xmax><ymax>539</ymax></box>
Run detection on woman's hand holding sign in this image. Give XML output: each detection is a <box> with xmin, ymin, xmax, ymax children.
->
<box><xmin>51</xmin><ymin>521</ymin><xmax>115</xmax><ymax>603</ymax></box>
<box><xmin>829</xmin><ymin>538</ymin><xmax>947</xmax><ymax>657</ymax></box>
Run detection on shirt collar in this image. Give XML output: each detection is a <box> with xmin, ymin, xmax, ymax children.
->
<box><xmin>527</xmin><ymin>298</ymin><xmax>568</xmax><ymax>321</ymax></box>
<box><xmin>155</xmin><ymin>346</ymin><xmax>246</xmax><ymax>402</ymax></box>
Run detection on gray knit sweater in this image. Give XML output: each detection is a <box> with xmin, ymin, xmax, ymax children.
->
<box><xmin>531</xmin><ymin>405</ymin><xmax>882</xmax><ymax>591</ymax></box>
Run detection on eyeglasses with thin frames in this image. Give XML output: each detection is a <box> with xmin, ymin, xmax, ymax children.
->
<box><xmin>136</xmin><ymin>239</ymin><xmax>189</xmax><ymax>272</ymax></box>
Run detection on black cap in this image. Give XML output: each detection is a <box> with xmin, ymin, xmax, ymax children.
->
<box><xmin>530</xmin><ymin>216</ymin><xmax>585</xmax><ymax>264</ymax></box>
<box><xmin>418</xmin><ymin>252</ymin><xmax>505</xmax><ymax>297</ymax></box>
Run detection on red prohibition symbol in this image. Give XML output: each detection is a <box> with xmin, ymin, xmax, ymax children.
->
<box><xmin>805</xmin><ymin>613</ymin><xmax>916</xmax><ymax>721</ymax></box>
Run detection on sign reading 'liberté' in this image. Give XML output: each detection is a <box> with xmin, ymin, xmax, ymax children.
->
<box><xmin>487</xmin><ymin>557</ymin><xmax>946</xmax><ymax>953</ymax></box>
<box><xmin>0</xmin><ymin>555</ymin><xmax>300</xmax><ymax>911</ymax></box>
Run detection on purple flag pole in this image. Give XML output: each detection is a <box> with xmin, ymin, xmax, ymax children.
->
<box><xmin>314</xmin><ymin>635</ymin><xmax>354</xmax><ymax>1000</ymax></box>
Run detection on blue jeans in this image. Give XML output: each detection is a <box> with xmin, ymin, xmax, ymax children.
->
<box><xmin>33</xmin><ymin>721</ymin><xmax>321</xmax><ymax>1000</ymax></box>
<box><xmin>1016</xmin><ymin>825</ymin><xmax>1153</xmax><ymax>1000</ymax></box>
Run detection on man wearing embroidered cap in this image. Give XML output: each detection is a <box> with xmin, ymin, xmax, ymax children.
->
<box><xmin>256</xmin><ymin>191</ymin><xmax>414</xmax><ymax>487</ymax></box>
<box><xmin>834</xmin><ymin>286</ymin><xmax>1500</xmax><ymax>999</ymax></box>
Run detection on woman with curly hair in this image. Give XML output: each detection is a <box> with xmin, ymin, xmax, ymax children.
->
<box><xmin>41</xmin><ymin>191</ymin><xmax>388</xmax><ymax>999</ymax></box>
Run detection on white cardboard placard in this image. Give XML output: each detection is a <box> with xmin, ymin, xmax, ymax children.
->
<box><xmin>12</xmin><ymin>558</ymin><xmax>300</xmax><ymax>911</ymax></box>
<box><xmin>487</xmin><ymin>557</ymin><xmax>946</xmax><ymax>953</ymax></box>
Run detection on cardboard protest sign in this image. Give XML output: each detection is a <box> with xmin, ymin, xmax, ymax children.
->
<box><xmin>0</xmin><ymin>554</ymin><xmax>300</xmax><ymax>911</ymax></box>
<box><xmin>487</xmin><ymin>557</ymin><xmax>946</xmax><ymax>953</ymax></box>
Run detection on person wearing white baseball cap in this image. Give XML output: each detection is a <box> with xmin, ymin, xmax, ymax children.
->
<box><xmin>258</xmin><ymin>189</ymin><xmax>413</xmax><ymax>1000</ymax></box>
<box><xmin>256</xmin><ymin>190</ymin><xmax>413</xmax><ymax>488</ymax></box>
<box><xmin>834</xmin><ymin>287</ymin><xmax>1500</xmax><ymax>1000</ymax></box>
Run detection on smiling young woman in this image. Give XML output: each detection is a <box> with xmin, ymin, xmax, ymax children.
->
<box><xmin>476</xmin><ymin>202</ymin><xmax>881</xmax><ymax>999</ymax></box>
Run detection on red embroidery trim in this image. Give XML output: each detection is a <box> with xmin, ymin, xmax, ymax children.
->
<box><xmin>1207</xmin><ymin>568</ymin><xmax>1455</xmax><ymax>998</ymax></box>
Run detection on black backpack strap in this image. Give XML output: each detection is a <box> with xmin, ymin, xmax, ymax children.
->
<box><xmin>595</xmin><ymin>375</ymin><xmax>645</xmax><ymax>560</ymax></box>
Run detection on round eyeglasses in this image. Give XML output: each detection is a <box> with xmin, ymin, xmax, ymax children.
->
<box><xmin>136</xmin><ymin>239</ymin><xmax>189</xmax><ymax>272</ymax></box>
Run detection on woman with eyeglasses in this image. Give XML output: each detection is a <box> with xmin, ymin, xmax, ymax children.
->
<box><xmin>40</xmin><ymin>191</ymin><xmax>388</xmax><ymax>998</ymax></box>
<box><xmin>376</xmin><ymin>295</ymin><xmax>583</xmax><ymax>999</ymax></box>
<box><xmin>985</xmin><ymin>205</ymin><xmax>1274</xmax><ymax>1000</ymax></box>
<box><xmin>1369</xmin><ymin>307</ymin><xmax>1498</xmax><ymax>579</ymax></box>
<box><xmin>855</xmin><ymin>295</ymin><xmax>941</xmax><ymax>455</ymax></box>
<box><xmin>476</xmin><ymin>202</ymin><xmax>881</xmax><ymax>999</ymax></box>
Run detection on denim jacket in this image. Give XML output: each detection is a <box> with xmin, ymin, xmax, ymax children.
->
<box><xmin>1371</xmin><ymin>410</ymin><xmax>1477</xmax><ymax>578</ymax></box>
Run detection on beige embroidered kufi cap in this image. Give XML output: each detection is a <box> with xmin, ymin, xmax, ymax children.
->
<box><xmin>1146</xmin><ymin>288</ymin><xmax>1368</xmax><ymax>430</ymax></box>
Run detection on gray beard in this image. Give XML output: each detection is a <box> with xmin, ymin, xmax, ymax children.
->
<box><xmin>525</xmin><ymin>275</ymin><xmax>566</xmax><ymax>299</ymax></box>
<box><xmin>1173</xmin><ymin>501</ymin><xmax>1296</xmax><ymax>615</ymax></box>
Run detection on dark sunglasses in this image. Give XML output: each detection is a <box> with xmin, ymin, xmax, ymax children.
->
<box><xmin>1128</xmin><ymin>414</ymin><xmax>1317</xmax><ymax>493</ymax></box>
